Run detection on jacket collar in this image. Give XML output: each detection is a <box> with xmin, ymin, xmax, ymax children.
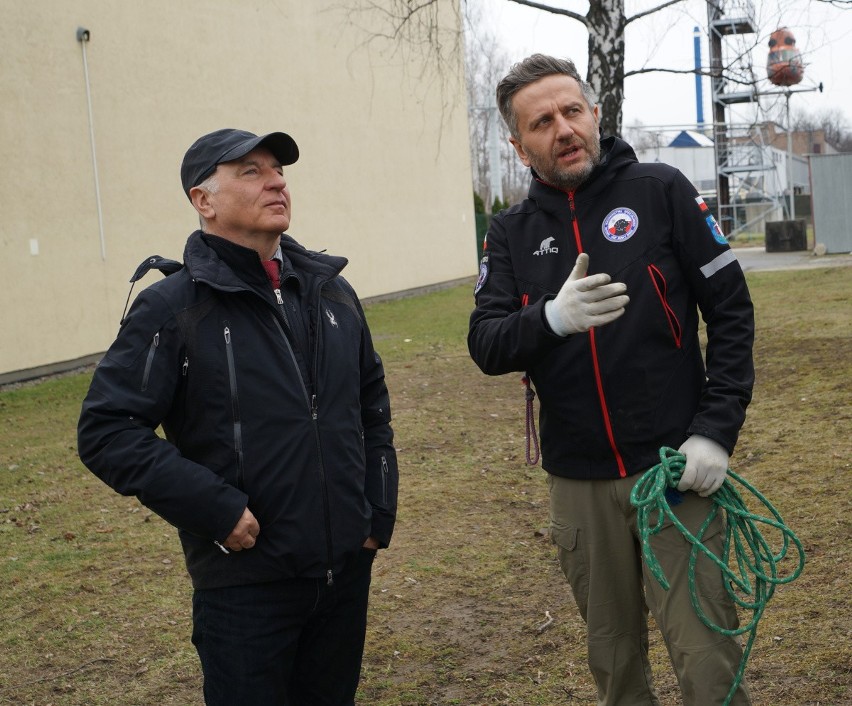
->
<box><xmin>526</xmin><ymin>136</ymin><xmax>638</xmax><ymax>214</ymax></box>
<box><xmin>183</xmin><ymin>231</ymin><xmax>347</xmax><ymax>293</ymax></box>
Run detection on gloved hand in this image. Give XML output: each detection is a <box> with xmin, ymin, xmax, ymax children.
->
<box><xmin>676</xmin><ymin>435</ymin><xmax>730</xmax><ymax>497</ymax></box>
<box><xmin>544</xmin><ymin>253</ymin><xmax>629</xmax><ymax>336</ymax></box>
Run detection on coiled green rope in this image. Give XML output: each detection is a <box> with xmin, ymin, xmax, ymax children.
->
<box><xmin>630</xmin><ymin>447</ymin><xmax>806</xmax><ymax>706</ymax></box>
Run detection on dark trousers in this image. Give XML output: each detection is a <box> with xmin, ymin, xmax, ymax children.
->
<box><xmin>191</xmin><ymin>549</ymin><xmax>376</xmax><ymax>706</ymax></box>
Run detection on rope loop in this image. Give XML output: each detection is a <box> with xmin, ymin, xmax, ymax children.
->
<box><xmin>630</xmin><ymin>447</ymin><xmax>806</xmax><ymax>705</ymax></box>
<box><xmin>522</xmin><ymin>375</ymin><xmax>540</xmax><ymax>465</ymax></box>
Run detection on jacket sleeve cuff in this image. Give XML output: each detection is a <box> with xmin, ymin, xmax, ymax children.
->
<box><xmin>538</xmin><ymin>295</ymin><xmax>566</xmax><ymax>339</ymax></box>
<box><xmin>212</xmin><ymin>494</ymin><xmax>250</xmax><ymax>543</ymax></box>
<box><xmin>686</xmin><ymin>424</ymin><xmax>736</xmax><ymax>457</ymax></box>
<box><xmin>370</xmin><ymin>509</ymin><xmax>396</xmax><ymax>548</ymax></box>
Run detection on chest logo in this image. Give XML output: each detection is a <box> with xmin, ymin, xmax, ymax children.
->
<box><xmin>533</xmin><ymin>236</ymin><xmax>559</xmax><ymax>256</ymax></box>
<box><xmin>325</xmin><ymin>308</ymin><xmax>338</xmax><ymax>328</ymax></box>
<box><xmin>601</xmin><ymin>207</ymin><xmax>639</xmax><ymax>242</ymax></box>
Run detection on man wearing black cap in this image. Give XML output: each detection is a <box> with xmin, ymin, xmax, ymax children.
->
<box><xmin>78</xmin><ymin>128</ymin><xmax>399</xmax><ymax>705</ymax></box>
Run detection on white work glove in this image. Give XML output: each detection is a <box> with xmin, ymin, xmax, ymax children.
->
<box><xmin>676</xmin><ymin>435</ymin><xmax>730</xmax><ymax>497</ymax></box>
<box><xmin>544</xmin><ymin>254</ymin><xmax>629</xmax><ymax>336</ymax></box>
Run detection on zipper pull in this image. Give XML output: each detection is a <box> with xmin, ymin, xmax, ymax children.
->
<box><xmin>224</xmin><ymin>326</ymin><xmax>231</xmax><ymax>344</ymax></box>
<box><xmin>311</xmin><ymin>394</ymin><xmax>318</xmax><ymax>420</ymax></box>
<box><xmin>153</xmin><ymin>332</ymin><xmax>159</xmax><ymax>347</ymax></box>
<box><xmin>182</xmin><ymin>357</ymin><xmax>189</xmax><ymax>376</ymax></box>
<box><xmin>381</xmin><ymin>455</ymin><xmax>390</xmax><ymax>504</ymax></box>
<box><xmin>327</xmin><ymin>569</ymin><xmax>334</xmax><ymax>586</ymax></box>
<box><xmin>275</xmin><ymin>288</ymin><xmax>284</xmax><ymax>306</ymax></box>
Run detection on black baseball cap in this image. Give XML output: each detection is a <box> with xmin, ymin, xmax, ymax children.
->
<box><xmin>180</xmin><ymin>128</ymin><xmax>299</xmax><ymax>199</ymax></box>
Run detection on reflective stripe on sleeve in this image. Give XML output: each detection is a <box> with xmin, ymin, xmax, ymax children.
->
<box><xmin>700</xmin><ymin>250</ymin><xmax>737</xmax><ymax>278</ymax></box>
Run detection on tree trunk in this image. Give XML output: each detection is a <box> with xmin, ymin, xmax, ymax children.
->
<box><xmin>586</xmin><ymin>0</ymin><xmax>626</xmax><ymax>138</ymax></box>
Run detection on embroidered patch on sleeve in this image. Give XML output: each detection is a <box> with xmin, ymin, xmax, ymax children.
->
<box><xmin>474</xmin><ymin>255</ymin><xmax>489</xmax><ymax>295</ymax></box>
<box><xmin>695</xmin><ymin>196</ymin><xmax>728</xmax><ymax>245</ymax></box>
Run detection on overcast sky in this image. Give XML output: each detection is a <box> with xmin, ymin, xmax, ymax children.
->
<box><xmin>476</xmin><ymin>0</ymin><xmax>852</xmax><ymax>132</ymax></box>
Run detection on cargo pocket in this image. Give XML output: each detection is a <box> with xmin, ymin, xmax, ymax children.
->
<box><xmin>655</xmin><ymin>498</ymin><xmax>730</xmax><ymax>604</ymax></box>
<box><xmin>551</xmin><ymin>523</ymin><xmax>589</xmax><ymax>619</ymax></box>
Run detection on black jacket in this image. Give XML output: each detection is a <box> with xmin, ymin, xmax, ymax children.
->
<box><xmin>78</xmin><ymin>231</ymin><xmax>398</xmax><ymax>589</ymax></box>
<box><xmin>468</xmin><ymin>137</ymin><xmax>754</xmax><ymax>480</ymax></box>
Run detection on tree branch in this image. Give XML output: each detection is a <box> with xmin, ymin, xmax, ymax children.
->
<box><xmin>625</xmin><ymin>67</ymin><xmax>710</xmax><ymax>78</ymax></box>
<box><xmin>626</xmin><ymin>0</ymin><xmax>688</xmax><ymax>25</ymax></box>
<box><xmin>625</xmin><ymin>66</ymin><xmax>757</xmax><ymax>88</ymax></box>
<box><xmin>506</xmin><ymin>0</ymin><xmax>588</xmax><ymax>27</ymax></box>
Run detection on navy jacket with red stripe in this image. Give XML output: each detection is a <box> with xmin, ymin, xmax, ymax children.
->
<box><xmin>468</xmin><ymin>137</ymin><xmax>755</xmax><ymax>480</ymax></box>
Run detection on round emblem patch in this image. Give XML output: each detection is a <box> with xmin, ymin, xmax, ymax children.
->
<box><xmin>601</xmin><ymin>207</ymin><xmax>639</xmax><ymax>242</ymax></box>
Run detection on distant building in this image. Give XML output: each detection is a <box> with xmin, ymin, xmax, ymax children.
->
<box><xmin>633</xmin><ymin>122</ymin><xmax>814</xmax><ymax>229</ymax></box>
<box><xmin>668</xmin><ymin>130</ymin><xmax>715</xmax><ymax>148</ymax></box>
<box><xmin>757</xmin><ymin>122</ymin><xmax>839</xmax><ymax>157</ymax></box>
<box><xmin>634</xmin><ymin>130</ymin><xmax>718</xmax><ymax>194</ymax></box>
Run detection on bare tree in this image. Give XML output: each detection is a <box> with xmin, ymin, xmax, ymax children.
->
<box><xmin>340</xmin><ymin>0</ymin><xmax>752</xmax><ymax>137</ymax></box>
<box><xmin>341</xmin><ymin>0</ymin><xmax>852</xmax><ymax>210</ymax></box>
<box><xmin>509</xmin><ymin>0</ymin><xmax>730</xmax><ymax>136</ymax></box>
<box><xmin>463</xmin><ymin>2</ymin><xmax>528</xmax><ymax>208</ymax></box>
<box><xmin>623</xmin><ymin>122</ymin><xmax>670</xmax><ymax>151</ymax></box>
<box><xmin>335</xmin><ymin>0</ymin><xmax>467</xmax><ymax>142</ymax></box>
<box><xmin>342</xmin><ymin>1</ymin><xmax>529</xmax><ymax>206</ymax></box>
<box><xmin>792</xmin><ymin>107</ymin><xmax>852</xmax><ymax>152</ymax></box>
<box><xmin>343</xmin><ymin>0</ymin><xmax>850</xmax><ymax>139</ymax></box>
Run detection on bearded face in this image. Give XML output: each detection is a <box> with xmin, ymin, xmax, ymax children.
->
<box><xmin>509</xmin><ymin>74</ymin><xmax>602</xmax><ymax>192</ymax></box>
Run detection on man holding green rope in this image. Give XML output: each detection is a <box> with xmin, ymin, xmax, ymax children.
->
<box><xmin>469</xmin><ymin>54</ymin><xmax>755</xmax><ymax>705</ymax></box>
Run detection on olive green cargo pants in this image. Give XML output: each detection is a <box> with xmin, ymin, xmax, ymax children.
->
<box><xmin>548</xmin><ymin>473</ymin><xmax>751</xmax><ymax>706</ymax></box>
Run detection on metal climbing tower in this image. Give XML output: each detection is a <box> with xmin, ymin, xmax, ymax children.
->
<box><xmin>707</xmin><ymin>0</ymin><xmax>766</xmax><ymax>236</ymax></box>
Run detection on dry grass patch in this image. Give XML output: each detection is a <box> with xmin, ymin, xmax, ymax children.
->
<box><xmin>1</xmin><ymin>267</ymin><xmax>849</xmax><ymax>705</ymax></box>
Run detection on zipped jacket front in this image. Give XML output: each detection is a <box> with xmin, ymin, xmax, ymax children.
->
<box><xmin>78</xmin><ymin>231</ymin><xmax>398</xmax><ymax>589</ymax></box>
<box><xmin>468</xmin><ymin>137</ymin><xmax>754</xmax><ymax>480</ymax></box>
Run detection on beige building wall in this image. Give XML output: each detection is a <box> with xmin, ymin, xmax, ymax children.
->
<box><xmin>1</xmin><ymin>0</ymin><xmax>475</xmax><ymax>380</ymax></box>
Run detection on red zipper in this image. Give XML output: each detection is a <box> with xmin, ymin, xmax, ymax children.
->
<box><xmin>588</xmin><ymin>328</ymin><xmax>628</xmax><ymax>477</ymax></box>
<box><xmin>567</xmin><ymin>191</ymin><xmax>627</xmax><ymax>478</ymax></box>
<box><xmin>567</xmin><ymin>192</ymin><xmax>583</xmax><ymax>254</ymax></box>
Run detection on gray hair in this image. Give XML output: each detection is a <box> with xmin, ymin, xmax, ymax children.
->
<box><xmin>497</xmin><ymin>54</ymin><xmax>596</xmax><ymax>138</ymax></box>
<box><xmin>195</xmin><ymin>171</ymin><xmax>220</xmax><ymax>229</ymax></box>
<box><xmin>197</xmin><ymin>171</ymin><xmax>220</xmax><ymax>195</ymax></box>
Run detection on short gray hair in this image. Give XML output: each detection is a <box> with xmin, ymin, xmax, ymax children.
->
<box><xmin>195</xmin><ymin>171</ymin><xmax>220</xmax><ymax>230</ymax></box>
<box><xmin>197</xmin><ymin>171</ymin><xmax>220</xmax><ymax>195</ymax></box>
<box><xmin>497</xmin><ymin>54</ymin><xmax>596</xmax><ymax>138</ymax></box>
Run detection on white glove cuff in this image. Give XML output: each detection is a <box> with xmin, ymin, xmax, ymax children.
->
<box><xmin>544</xmin><ymin>299</ymin><xmax>569</xmax><ymax>337</ymax></box>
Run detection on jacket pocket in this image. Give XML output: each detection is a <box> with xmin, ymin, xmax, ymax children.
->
<box><xmin>647</xmin><ymin>264</ymin><xmax>682</xmax><ymax>348</ymax></box>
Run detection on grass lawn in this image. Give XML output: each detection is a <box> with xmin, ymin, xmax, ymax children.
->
<box><xmin>1</xmin><ymin>266</ymin><xmax>849</xmax><ymax>705</ymax></box>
